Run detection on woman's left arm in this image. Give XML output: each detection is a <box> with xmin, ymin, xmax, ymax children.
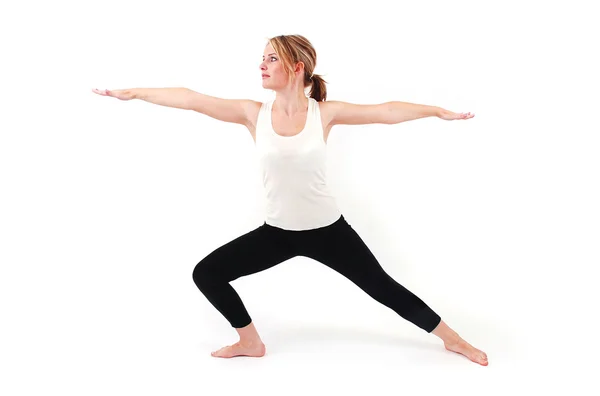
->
<box><xmin>387</xmin><ymin>101</ymin><xmax>474</xmax><ymax>123</ymax></box>
<box><xmin>325</xmin><ymin>100</ymin><xmax>474</xmax><ymax>127</ymax></box>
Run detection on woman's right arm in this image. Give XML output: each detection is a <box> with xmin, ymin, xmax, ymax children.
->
<box><xmin>134</xmin><ymin>87</ymin><xmax>195</xmax><ymax>110</ymax></box>
<box><xmin>93</xmin><ymin>87</ymin><xmax>257</xmax><ymax>127</ymax></box>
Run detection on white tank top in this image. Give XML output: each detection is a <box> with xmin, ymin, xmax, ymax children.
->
<box><xmin>255</xmin><ymin>97</ymin><xmax>342</xmax><ymax>231</ymax></box>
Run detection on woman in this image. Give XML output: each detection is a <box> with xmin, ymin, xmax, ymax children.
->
<box><xmin>92</xmin><ymin>34</ymin><xmax>487</xmax><ymax>366</ymax></box>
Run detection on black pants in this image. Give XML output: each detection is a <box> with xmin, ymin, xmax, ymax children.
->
<box><xmin>192</xmin><ymin>215</ymin><xmax>441</xmax><ymax>333</ymax></box>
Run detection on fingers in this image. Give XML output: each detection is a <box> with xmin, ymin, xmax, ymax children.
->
<box><xmin>91</xmin><ymin>88</ymin><xmax>112</xmax><ymax>96</ymax></box>
<box><xmin>447</xmin><ymin>112</ymin><xmax>474</xmax><ymax>120</ymax></box>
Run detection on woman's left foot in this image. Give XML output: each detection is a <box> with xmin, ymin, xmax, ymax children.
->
<box><xmin>444</xmin><ymin>338</ymin><xmax>488</xmax><ymax>366</ymax></box>
<box><xmin>211</xmin><ymin>340</ymin><xmax>266</xmax><ymax>358</ymax></box>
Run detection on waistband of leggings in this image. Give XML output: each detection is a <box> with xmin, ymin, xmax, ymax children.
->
<box><xmin>263</xmin><ymin>214</ymin><xmax>345</xmax><ymax>232</ymax></box>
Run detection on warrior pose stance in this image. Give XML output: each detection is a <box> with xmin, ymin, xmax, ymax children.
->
<box><xmin>93</xmin><ymin>34</ymin><xmax>488</xmax><ymax>366</ymax></box>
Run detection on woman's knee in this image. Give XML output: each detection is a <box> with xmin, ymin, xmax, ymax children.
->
<box><xmin>192</xmin><ymin>256</ymin><xmax>220</xmax><ymax>287</ymax></box>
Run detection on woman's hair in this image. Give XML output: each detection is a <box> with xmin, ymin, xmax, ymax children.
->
<box><xmin>266</xmin><ymin>34</ymin><xmax>327</xmax><ymax>102</ymax></box>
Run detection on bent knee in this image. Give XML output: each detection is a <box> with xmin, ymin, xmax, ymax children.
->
<box><xmin>192</xmin><ymin>256</ymin><xmax>228</xmax><ymax>286</ymax></box>
<box><xmin>192</xmin><ymin>258</ymin><xmax>214</xmax><ymax>285</ymax></box>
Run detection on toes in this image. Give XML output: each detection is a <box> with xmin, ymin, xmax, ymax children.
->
<box><xmin>211</xmin><ymin>346</ymin><xmax>229</xmax><ymax>357</ymax></box>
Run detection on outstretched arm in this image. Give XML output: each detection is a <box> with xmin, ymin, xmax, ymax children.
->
<box><xmin>387</xmin><ymin>101</ymin><xmax>475</xmax><ymax>122</ymax></box>
<box><xmin>386</xmin><ymin>101</ymin><xmax>442</xmax><ymax>123</ymax></box>
<box><xmin>92</xmin><ymin>87</ymin><xmax>257</xmax><ymax>127</ymax></box>
<box><xmin>327</xmin><ymin>100</ymin><xmax>474</xmax><ymax>126</ymax></box>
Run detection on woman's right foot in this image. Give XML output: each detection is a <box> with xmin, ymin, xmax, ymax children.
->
<box><xmin>211</xmin><ymin>340</ymin><xmax>266</xmax><ymax>358</ymax></box>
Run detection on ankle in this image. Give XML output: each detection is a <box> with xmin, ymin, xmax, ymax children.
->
<box><xmin>432</xmin><ymin>320</ymin><xmax>461</xmax><ymax>344</ymax></box>
<box><xmin>235</xmin><ymin>321</ymin><xmax>262</xmax><ymax>345</ymax></box>
<box><xmin>239</xmin><ymin>338</ymin><xmax>262</xmax><ymax>347</ymax></box>
<box><xmin>442</xmin><ymin>333</ymin><xmax>462</xmax><ymax>345</ymax></box>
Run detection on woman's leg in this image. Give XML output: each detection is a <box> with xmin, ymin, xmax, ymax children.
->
<box><xmin>300</xmin><ymin>215</ymin><xmax>488</xmax><ymax>365</ymax></box>
<box><xmin>192</xmin><ymin>223</ymin><xmax>296</xmax><ymax>358</ymax></box>
<box><xmin>301</xmin><ymin>216</ymin><xmax>441</xmax><ymax>332</ymax></box>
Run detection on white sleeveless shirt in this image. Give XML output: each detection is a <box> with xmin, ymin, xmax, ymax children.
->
<box><xmin>255</xmin><ymin>97</ymin><xmax>342</xmax><ymax>231</ymax></box>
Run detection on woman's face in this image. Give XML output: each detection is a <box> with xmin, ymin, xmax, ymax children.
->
<box><xmin>260</xmin><ymin>43</ymin><xmax>286</xmax><ymax>89</ymax></box>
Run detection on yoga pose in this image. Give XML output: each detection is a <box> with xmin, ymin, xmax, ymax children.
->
<box><xmin>93</xmin><ymin>34</ymin><xmax>488</xmax><ymax>366</ymax></box>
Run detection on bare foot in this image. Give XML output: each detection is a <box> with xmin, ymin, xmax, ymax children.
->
<box><xmin>211</xmin><ymin>340</ymin><xmax>266</xmax><ymax>358</ymax></box>
<box><xmin>444</xmin><ymin>338</ymin><xmax>488</xmax><ymax>366</ymax></box>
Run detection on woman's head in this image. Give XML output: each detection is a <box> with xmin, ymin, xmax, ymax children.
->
<box><xmin>260</xmin><ymin>34</ymin><xmax>327</xmax><ymax>102</ymax></box>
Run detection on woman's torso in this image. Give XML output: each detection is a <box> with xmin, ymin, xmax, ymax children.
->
<box><xmin>251</xmin><ymin>97</ymin><xmax>342</xmax><ymax>230</ymax></box>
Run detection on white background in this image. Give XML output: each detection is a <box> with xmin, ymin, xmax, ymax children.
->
<box><xmin>1</xmin><ymin>0</ymin><xmax>598</xmax><ymax>394</ymax></box>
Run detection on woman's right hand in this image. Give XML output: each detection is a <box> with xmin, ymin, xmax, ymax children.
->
<box><xmin>92</xmin><ymin>88</ymin><xmax>135</xmax><ymax>101</ymax></box>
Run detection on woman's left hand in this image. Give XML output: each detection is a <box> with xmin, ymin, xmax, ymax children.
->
<box><xmin>438</xmin><ymin>108</ymin><xmax>475</xmax><ymax>121</ymax></box>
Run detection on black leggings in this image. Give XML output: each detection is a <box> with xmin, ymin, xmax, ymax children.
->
<box><xmin>192</xmin><ymin>214</ymin><xmax>441</xmax><ymax>333</ymax></box>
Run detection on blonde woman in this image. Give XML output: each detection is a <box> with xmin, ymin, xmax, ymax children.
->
<box><xmin>93</xmin><ymin>34</ymin><xmax>487</xmax><ymax>366</ymax></box>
